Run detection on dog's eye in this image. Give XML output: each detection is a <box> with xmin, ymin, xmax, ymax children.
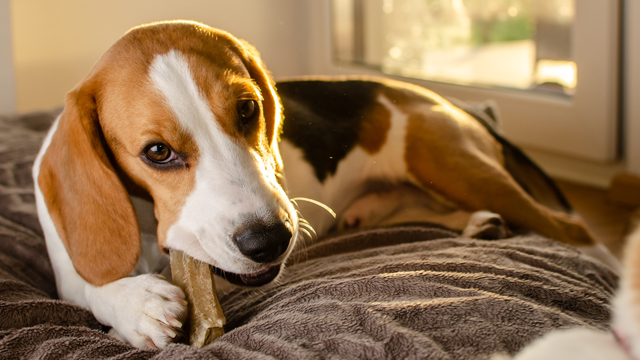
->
<box><xmin>237</xmin><ymin>99</ymin><xmax>258</xmax><ymax>123</ymax></box>
<box><xmin>145</xmin><ymin>144</ymin><xmax>174</xmax><ymax>163</ymax></box>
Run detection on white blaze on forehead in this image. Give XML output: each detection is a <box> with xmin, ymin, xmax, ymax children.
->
<box><xmin>147</xmin><ymin>49</ymin><xmax>295</xmax><ymax>271</ymax></box>
<box><xmin>147</xmin><ymin>49</ymin><xmax>268</xmax><ymax>190</ymax></box>
<box><xmin>149</xmin><ymin>50</ymin><xmax>229</xmax><ymax>155</ymax></box>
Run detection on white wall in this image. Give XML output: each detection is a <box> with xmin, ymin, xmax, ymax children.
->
<box><xmin>625</xmin><ymin>0</ymin><xmax>640</xmax><ymax>176</ymax></box>
<box><xmin>11</xmin><ymin>0</ymin><xmax>310</xmax><ymax>112</ymax></box>
<box><xmin>0</xmin><ymin>0</ymin><xmax>15</xmax><ymax>114</ymax></box>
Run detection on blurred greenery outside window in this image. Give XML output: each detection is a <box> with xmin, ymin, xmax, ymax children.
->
<box><xmin>333</xmin><ymin>0</ymin><xmax>576</xmax><ymax>96</ymax></box>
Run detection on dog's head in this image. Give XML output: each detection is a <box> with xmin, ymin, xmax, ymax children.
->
<box><xmin>38</xmin><ymin>21</ymin><xmax>297</xmax><ymax>287</ymax></box>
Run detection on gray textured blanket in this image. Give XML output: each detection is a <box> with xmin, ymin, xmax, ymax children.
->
<box><xmin>0</xmin><ymin>109</ymin><xmax>618</xmax><ymax>359</ymax></box>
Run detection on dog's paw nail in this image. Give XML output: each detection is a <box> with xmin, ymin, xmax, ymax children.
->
<box><xmin>344</xmin><ymin>216</ymin><xmax>361</xmax><ymax>229</ymax></box>
<box><xmin>163</xmin><ymin>327</ymin><xmax>178</xmax><ymax>338</ymax></box>
<box><xmin>166</xmin><ymin>315</ymin><xmax>183</xmax><ymax>328</ymax></box>
<box><xmin>486</xmin><ymin>216</ymin><xmax>504</xmax><ymax>227</ymax></box>
<box><xmin>153</xmin><ymin>274</ymin><xmax>166</xmax><ymax>280</ymax></box>
<box><xmin>144</xmin><ymin>338</ymin><xmax>157</xmax><ymax>349</ymax></box>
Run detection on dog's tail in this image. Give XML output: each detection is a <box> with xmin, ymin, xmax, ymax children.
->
<box><xmin>450</xmin><ymin>98</ymin><xmax>573</xmax><ymax>214</ymax></box>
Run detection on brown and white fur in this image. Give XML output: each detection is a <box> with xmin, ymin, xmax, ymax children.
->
<box><xmin>32</xmin><ymin>20</ymin><xmax>614</xmax><ymax>349</ymax></box>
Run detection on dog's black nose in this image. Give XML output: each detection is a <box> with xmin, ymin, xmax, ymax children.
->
<box><xmin>232</xmin><ymin>220</ymin><xmax>291</xmax><ymax>263</ymax></box>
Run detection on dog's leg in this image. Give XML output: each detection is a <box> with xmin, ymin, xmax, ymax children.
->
<box><xmin>45</xmin><ymin>226</ymin><xmax>187</xmax><ymax>349</ymax></box>
<box><xmin>337</xmin><ymin>185</ymin><xmax>471</xmax><ymax>231</ymax></box>
<box><xmin>46</xmin><ymin>225</ymin><xmax>187</xmax><ymax>349</ymax></box>
<box><xmin>405</xmin><ymin>112</ymin><xmax>595</xmax><ymax>246</ymax></box>
<box><xmin>84</xmin><ymin>274</ymin><xmax>188</xmax><ymax>349</ymax></box>
<box><xmin>337</xmin><ymin>186</ymin><xmax>510</xmax><ymax>240</ymax></box>
<box><xmin>414</xmin><ymin>164</ymin><xmax>594</xmax><ymax>246</ymax></box>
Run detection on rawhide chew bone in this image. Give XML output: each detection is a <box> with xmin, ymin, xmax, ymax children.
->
<box><xmin>170</xmin><ymin>250</ymin><xmax>226</xmax><ymax>347</ymax></box>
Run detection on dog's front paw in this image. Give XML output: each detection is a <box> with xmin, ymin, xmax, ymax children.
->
<box><xmin>462</xmin><ymin>210</ymin><xmax>511</xmax><ymax>240</ymax></box>
<box><xmin>87</xmin><ymin>274</ymin><xmax>188</xmax><ymax>349</ymax></box>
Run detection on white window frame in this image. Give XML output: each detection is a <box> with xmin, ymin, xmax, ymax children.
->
<box><xmin>308</xmin><ymin>0</ymin><xmax>620</xmax><ymax>164</ymax></box>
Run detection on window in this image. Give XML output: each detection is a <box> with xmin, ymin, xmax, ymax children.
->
<box><xmin>335</xmin><ymin>0</ymin><xmax>576</xmax><ymax>95</ymax></box>
<box><xmin>329</xmin><ymin>0</ymin><xmax>620</xmax><ymax>162</ymax></box>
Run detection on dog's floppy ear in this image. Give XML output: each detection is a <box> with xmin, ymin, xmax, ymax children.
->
<box><xmin>236</xmin><ymin>41</ymin><xmax>284</xmax><ymax>167</ymax></box>
<box><xmin>38</xmin><ymin>82</ymin><xmax>140</xmax><ymax>286</ymax></box>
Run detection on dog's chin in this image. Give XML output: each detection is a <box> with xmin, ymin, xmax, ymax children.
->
<box><xmin>210</xmin><ymin>263</ymin><xmax>281</xmax><ymax>287</ymax></box>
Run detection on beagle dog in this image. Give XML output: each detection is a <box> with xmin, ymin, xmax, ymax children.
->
<box><xmin>33</xmin><ymin>20</ymin><xmax>608</xmax><ymax>349</ymax></box>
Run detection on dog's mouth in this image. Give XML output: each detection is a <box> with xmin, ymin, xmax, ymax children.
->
<box><xmin>209</xmin><ymin>263</ymin><xmax>281</xmax><ymax>287</ymax></box>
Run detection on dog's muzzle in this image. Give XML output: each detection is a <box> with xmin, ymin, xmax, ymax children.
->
<box><xmin>209</xmin><ymin>219</ymin><xmax>292</xmax><ymax>287</ymax></box>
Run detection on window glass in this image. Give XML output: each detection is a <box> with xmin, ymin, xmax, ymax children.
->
<box><xmin>333</xmin><ymin>0</ymin><xmax>576</xmax><ymax>96</ymax></box>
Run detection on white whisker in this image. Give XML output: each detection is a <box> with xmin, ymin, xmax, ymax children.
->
<box><xmin>300</xmin><ymin>222</ymin><xmax>316</xmax><ymax>235</ymax></box>
<box><xmin>299</xmin><ymin>227</ymin><xmax>312</xmax><ymax>240</ymax></box>
<box><xmin>291</xmin><ymin>197</ymin><xmax>336</xmax><ymax>218</ymax></box>
<box><xmin>299</xmin><ymin>220</ymin><xmax>313</xmax><ymax>231</ymax></box>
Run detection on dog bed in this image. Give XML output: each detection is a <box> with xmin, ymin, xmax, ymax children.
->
<box><xmin>0</xmin><ymin>109</ymin><xmax>617</xmax><ymax>359</ymax></box>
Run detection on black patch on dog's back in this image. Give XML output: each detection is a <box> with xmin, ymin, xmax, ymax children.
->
<box><xmin>278</xmin><ymin>80</ymin><xmax>384</xmax><ymax>183</ymax></box>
